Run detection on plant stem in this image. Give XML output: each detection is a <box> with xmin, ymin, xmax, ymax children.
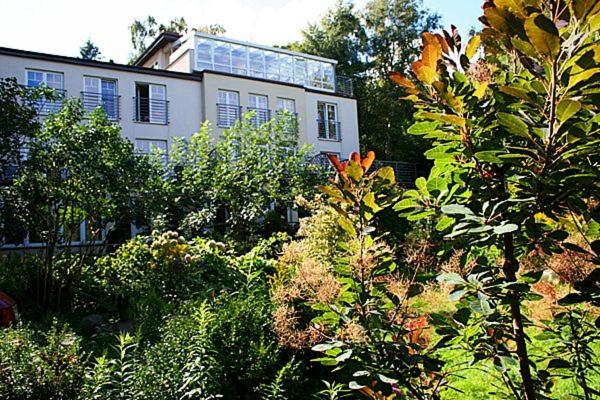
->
<box><xmin>502</xmin><ymin>233</ymin><xmax>536</xmax><ymax>400</ymax></box>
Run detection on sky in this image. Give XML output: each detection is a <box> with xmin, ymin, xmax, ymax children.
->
<box><xmin>0</xmin><ymin>0</ymin><xmax>482</xmax><ymax>64</ymax></box>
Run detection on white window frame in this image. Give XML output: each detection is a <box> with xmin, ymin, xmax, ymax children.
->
<box><xmin>217</xmin><ymin>90</ymin><xmax>240</xmax><ymax>128</ymax></box>
<box><xmin>25</xmin><ymin>69</ymin><xmax>64</xmax><ymax>114</ymax></box>
<box><xmin>317</xmin><ymin>102</ymin><xmax>339</xmax><ymax>141</ymax></box>
<box><xmin>83</xmin><ymin>76</ymin><xmax>118</xmax><ymax>119</ymax></box>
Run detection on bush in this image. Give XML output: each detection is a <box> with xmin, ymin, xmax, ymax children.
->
<box><xmin>92</xmin><ymin>231</ymin><xmax>235</xmax><ymax>319</ymax></box>
<box><xmin>0</xmin><ymin>321</ymin><xmax>86</xmax><ymax>400</ymax></box>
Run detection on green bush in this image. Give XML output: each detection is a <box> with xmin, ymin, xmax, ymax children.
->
<box><xmin>0</xmin><ymin>321</ymin><xmax>86</xmax><ymax>400</ymax></box>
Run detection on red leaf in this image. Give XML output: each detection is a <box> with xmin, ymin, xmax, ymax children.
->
<box><xmin>326</xmin><ymin>153</ymin><xmax>345</xmax><ymax>173</ymax></box>
<box><xmin>361</xmin><ymin>151</ymin><xmax>375</xmax><ymax>171</ymax></box>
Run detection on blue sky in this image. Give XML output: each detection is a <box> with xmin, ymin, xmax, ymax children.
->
<box><xmin>423</xmin><ymin>0</ymin><xmax>483</xmax><ymax>35</ymax></box>
<box><xmin>0</xmin><ymin>0</ymin><xmax>483</xmax><ymax>64</ymax></box>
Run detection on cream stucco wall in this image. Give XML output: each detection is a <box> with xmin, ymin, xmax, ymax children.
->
<box><xmin>0</xmin><ymin>54</ymin><xmax>204</xmax><ymax>150</ymax></box>
<box><xmin>0</xmin><ymin>51</ymin><xmax>359</xmax><ymax>157</ymax></box>
<box><xmin>201</xmin><ymin>71</ymin><xmax>359</xmax><ymax>156</ymax></box>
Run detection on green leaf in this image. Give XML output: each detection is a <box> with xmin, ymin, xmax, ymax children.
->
<box><xmin>394</xmin><ymin>198</ymin><xmax>418</xmax><ymax>211</ymax></box>
<box><xmin>346</xmin><ymin>160</ymin><xmax>363</xmax><ymax>181</ymax></box>
<box><xmin>436</xmin><ymin>216</ymin><xmax>455</xmax><ymax>231</ymax></box>
<box><xmin>375</xmin><ymin>166</ymin><xmax>395</xmax><ymax>184</ymax></box>
<box><xmin>349</xmin><ymin>381</ymin><xmax>365</xmax><ymax>390</ymax></box>
<box><xmin>338</xmin><ymin>217</ymin><xmax>357</xmax><ymax>236</ymax></box>
<box><xmin>466</xmin><ymin>35</ymin><xmax>481</xmax><ymax>59</ymax></box>
<box><xmin>498</xmin><ymin>112</ymin><xmax>529</xmax><ymax>138</ymax></box>
<box><xmin>415</xmin><ymin>176</ymin><xmax>427</xmax><ymax>191</ymax></box>
<box><xmin>441</xmin><ymin>204</ymin><xmax>474</xmax><ymax>215</ymax></box>
<box><xmin>424</xmin><ymin>145</ymin><xmax>456</xmax><ymax>161</ymax></box>
<box><xmin>408</xmin><ymin>121</ymin><xmax>438</xmax><ymax>135</ymax></box>
<box><xmin>524</xmin><ymin>13</ymin><xmax>560</xmax><ymax>59</ymax></box>
<box><xmin>556</xmin><ymin>99</ymin><xmax>581</xmax><ymax>122</ymax></box>
<box><xmin>378</xmin><ymin>374</ymin><xmax>398</xmax><ymax>384</ymax></box>
<box><xmin>493</xmin><ymin>224</ymin><xmax>518</xmax><ymax>235</ymax></box>
<box><xmin>426</xmin><ymin>176</ymin><xmax>448</xmax><ymax>193</ymax></box>
<box><xmin>438</xmin><ymin>272</ymin><xmax>466</xmax><ymax>285</ymax></box>
<box><xmin>363</xmin><ymin>192</ymin><xmax>381</xmax><ymax>212</ymax></box>
<box><xmin>475</xmin><ymin>150</ymin><xmax>504</xmax><ymax>164</ymax></box>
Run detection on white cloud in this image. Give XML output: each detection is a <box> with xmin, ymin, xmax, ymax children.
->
<box><xmin>0</xmin><ymin>0</ymin><xmax>343</xmax><ymax>63</ymax></box>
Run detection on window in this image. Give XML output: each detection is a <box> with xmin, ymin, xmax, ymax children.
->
<box><xmin>277</xmin><ymin>98</ymin><xmax>296</xmax><ymax>113</ymax></box>
<box><xmin>196</xmin><ymin>38</ymin><xmax>213</xmax><ymax>70</ymax></box>
<box><xmin>264</xmin><ymin>51</ymin><xmax>279</xmax><ymax>80</ymax></box>
<box><xmin>26</xmin><ymin>69</ymin><xmax>64</xmax><ymax>114</ymax></box>
<box><xmin>293</xmin><ymin>57</ymin><xmax>307</xmax><ymax>85</ymax></box>
<box><xmin>83</xmin><ymin>77</ymin><xmax>118</xmax><ymax>119</ymax></box>
<box><xmin>213</xmin><ymin>42</ymin><xmax>231</xmax><ymax>72</ymax></box>
<box><xmin>249</xmin><ymin>48</ymin><xmax>265</xmax><ymax>78</ymax></box>
<box><xmin>135</xmin><ymin>139</ymin><xmax>168</xmax><ymax>164</ymax></box>
<box><xmin>217</xmin><ymin>90</ymin><xmax>240</xmax><ymax>128</ymax></box>
<box><xmin>248</xmin><ymin>94</ymin><xmax>269</xmax><ymax>127</ymax></box>
<box><xmin>317</xmin><ymin>102</ymin><xmax>339</xmax><ymax>140</ymax></box>
<box><xmin>231</xmin><ymin>45</ymin><xmax>248</xmax><ymax>75</ymax></box>
<box><xmin>279</xmin><ymin>55</ymin><xmax>293</xmax><ymax>83</ymax></box>
<box><xmin>135</xmin><ymin>139</ymin><xmax>167</xmax><ymax>154</ymax></box>
<box><xmin>135</xmin><ymin>83</ymin><xmax>167</xmax><ymax>124</ymax></box>
<box><xmin>192</xmin><ymin>36</ymin><xmax>337</xmax><ymax>91</ymax></box>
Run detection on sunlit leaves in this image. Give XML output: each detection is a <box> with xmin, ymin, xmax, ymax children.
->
<box><xmin>556</xmin><ymin>99</ymin><xmax>581</xmax><ymax>122</ymax></box>
<box><xmin>524</xmin><ymin>13</ymin><xmax>560</xmax><ymax>59</ymax></box>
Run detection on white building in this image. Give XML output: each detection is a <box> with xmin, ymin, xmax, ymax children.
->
<box><xmin>0</xmin><ymin>31</ymin><xmax>360</xmax><ymax>159</ymax></box>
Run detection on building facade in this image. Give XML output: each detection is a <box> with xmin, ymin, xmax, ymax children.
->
<box><xmin>0</xmin><ymin>31</ymin><xmax>360</xmax><ymax>160</ymax></box>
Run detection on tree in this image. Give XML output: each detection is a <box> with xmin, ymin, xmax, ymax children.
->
<box><xmin>128</xmin><ymin>16</ymin><xmax>188</xmax><ymax>64</ymax></box>
<box><xmin>288</xmin><ymin>0</ymin><xmax>439</xmax><ymax>163</ymax></box>
<box><xmin>128</xmin><ymin>16</ymin><xmax>227</xmax><ymax>64</ymax></box>
<box><xmin>156</xmin><ymin>113</ymin><xmax>325</xmax><ymax>241</ymax></box>
<box><xmin>79</xmin><ymin>39</ymin><xmax>102</xmax><ymax>60</ymax></box>
<box><xmin>0</xmin><ymin>79</ymin><xmax>52</xmax><ymax>245</ymax></box>
<box><xmin>13</xmin><ymin>100</ymin><xmax>160</xmax><ymax>309</ymax></box>
<box><xmin>392</xmin><ymin>2</ymin><xmax>600</xmax><ymax>398</ymax></box>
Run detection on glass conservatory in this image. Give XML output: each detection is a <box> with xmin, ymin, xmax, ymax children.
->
<box><xmin>193</xmin><ymin>33</ymin><xmax>337</xmax><ymax>91</ymax></box>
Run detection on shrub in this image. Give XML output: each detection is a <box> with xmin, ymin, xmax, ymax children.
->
<box><xmin>0</xmin><ymin>321</ymin><xmax>86</xmax><ymax>400</ymax></box>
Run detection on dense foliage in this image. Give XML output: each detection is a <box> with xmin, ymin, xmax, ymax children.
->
<box><xmin>391</xmin><ymin>1</ymin><xmax>600</xmax><ymax>399</ymax></box>
<box><xmin>289</xmin><ymin>0</ymin><xmax>440</xmax><ymax>163</ymax></box>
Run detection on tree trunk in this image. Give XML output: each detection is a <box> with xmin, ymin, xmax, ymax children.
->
<box><xmin>503</xmin><ymin>233</ymin><xmax>536</xmax><ymax>400</ymax></box>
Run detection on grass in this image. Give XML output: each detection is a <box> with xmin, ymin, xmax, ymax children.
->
<box><xmin>410</xmin><ymin>286</ymin><xmax>600</xmax><ymax>399</ymax></box>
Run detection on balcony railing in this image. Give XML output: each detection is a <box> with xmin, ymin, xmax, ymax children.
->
<box><xmin>312</xmin><ymin>154</ymin><xmax>418</xmax><ymax>184</ymax></box>
<box><xmin>28</xmin><ymin>88</ymin><xmax>67</xmax><ymax>115</ymax></box>
<box><xmin>81</xmin><ymin>92</ymin><xmax>120</xmax><ymax>120</ymax></box>
<box><xmin>373</xmin><ymin>160</ymin><xmax>418</xmax><ymax>184</ymax></box>
<box><xmin>317</xmin><ymin>119</ymin><xmax>341</xmax><ymax>141</ymax></box>
<box><xmin>133</xmin><ymin>97</ymin><xmax>169</xmax><ymax>124</ymax></box>
<box><xmin>247</xmin><ymin>107</ymin><xmax>271</xmax><ymax>127</ymax></box>
<box><xmin>335</xmin><ymin>75</ymin><xmax>354</xmax><ymax>97</ymax></box>
<box><xmin>217</xmin><ymin>103</ymin><xmax>242</xmax><ymax>128</ymax></box>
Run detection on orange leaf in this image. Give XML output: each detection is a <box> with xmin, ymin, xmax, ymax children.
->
<box><xmin>390</xmin><ymin>72</ymin><xmax>415</xmax><ymax>89</ymax></box>
<box><xmin>422</xmin><ymin>43</ymin><xmax>442</xmax><ymax>68</ymax></box>
<box><xmin>349</xmin><ymin>152</ymin><xmax>361</xmax><ymax>164</ymax></box>
<box><xmin>361</xmin><ymin>151</ymin><xmax>375</xmax><ymax>171</ymax></box>
<box><xmin>412</xmin><ymin>60</ymin><xmax>437</xmax><ymax>85</ymax></box>
<box><xmin>326</xmin><ymin>153</ymin><xmax>345</xmax><ymax>173</ymax></box>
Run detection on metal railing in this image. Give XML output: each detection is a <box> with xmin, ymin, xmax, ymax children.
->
<box><xmin>317</xmin><ymin>119</ymin><xmax>341</xmax><ymax>141</ymax></box>
<box><xmin>28</xmin><ymin>88</ymin><xmax>67</xmax><ymax>115</ymax></box>
<box><xmin>247</xmin><ymin>107</ymin><xmax>271</xmax><ymax>127</ymax></box>
<box><xmin>373</xmin><ymin>160</ymin><xmax>418</xmax><ymax>184</ymax></box>
<box><xmin>311</xmin><ymin>154</ymin><xmax>418</xmax><ymax>184</ymax></box>
<box><xmin>81</xmin><ymin>92</ymin><xmax>120</xmax><ymax>120</ymax></box>
<box><xmin>335</xmin><ymin>75</ymin><xmax>354</xmax><ymax>97</ymax></box>
<box><xmin>133</xmin><ymin>97</ymin><xmax>169</xmax><ymax>124</ymax></box>
<box><xmin>217</xmin><ymin>103</ymin><xmax>242</xmax><ymax>128</ymax></box>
